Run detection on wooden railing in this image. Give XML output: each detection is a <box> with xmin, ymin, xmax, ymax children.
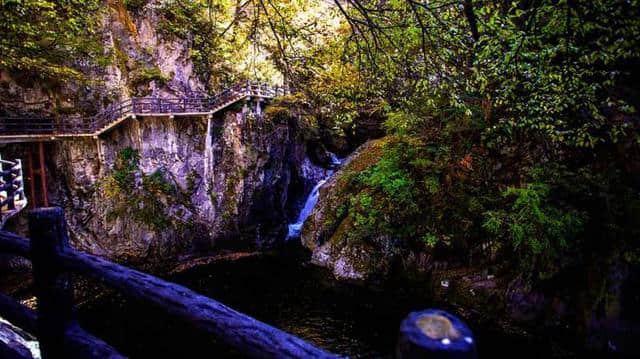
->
<box><xmin>0</xmin><ymin>208</ymin><xmax>336</xmax><ymax>359</ymax></box>
<box><xmin>0</xmin><ymin>156</ymin><xmax>27</xmax><ymax>227</ymax></box>
<box><xmin>0</xmin><ymin>208</ymin><xmax>478</xmax><ymax>358</ymax></box>
<box><xmin>0</xmin><ymin>81</ymin><xmax>290</xmax><ymax>139</ymax></box>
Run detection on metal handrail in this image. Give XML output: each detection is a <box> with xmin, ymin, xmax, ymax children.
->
<box><xmin>0</xmin><ymin>81</ymin><xmax>291</xmax><ymax>138</ymax></box>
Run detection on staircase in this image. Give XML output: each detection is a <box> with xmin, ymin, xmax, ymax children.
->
<box><xmin>0</xmin><ymin>81</ymin><xmax>289</xmax><ymax>143</ymax></box>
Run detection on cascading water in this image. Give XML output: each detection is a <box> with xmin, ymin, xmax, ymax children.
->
<box><xmin>287</xmin><ymin>153</ymin><xmax>343</xmax><ymax>239</ymax></box>
<box><xmin>329</xmin><ymin>152</ymin><xmax>342</xmax><ymax>167</ymax></box>
<box><xmin>287</xmin><ymin>177</ymin><xmax>330</xmax><ymax>238</ymax></box>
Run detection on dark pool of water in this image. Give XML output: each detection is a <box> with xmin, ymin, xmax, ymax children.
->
<box><xmin>76</xmin><ymin>250</ymin><xmax>580</xmax><ymax>358</ymax></box>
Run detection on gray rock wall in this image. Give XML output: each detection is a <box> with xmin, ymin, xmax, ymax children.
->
<box><xmin>44</xmin><ymin>106</ymin><xmax>314</xmax><ymax>263</ymax></box>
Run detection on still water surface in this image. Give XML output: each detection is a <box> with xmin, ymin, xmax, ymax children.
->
<box><xmin>77</xmin><ymin>251</ymin><xmax>562</xmax><ymax>358</ymax></box>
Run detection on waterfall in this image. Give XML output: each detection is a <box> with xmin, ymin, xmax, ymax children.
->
<box><xmin>287</xmin><ymin>152</ymin><xmax>343</xmax><ymax>239</ymax></box>
<box><xmin>329</xmin><ymin>152</ymin><xmax>342</xmax><ymax>167</ymax></box>
<box><xmin>203</xmin><ymin>115</ymin><xmax>213</xmax><ymax>191</ymax></box>
<box><xmin>287</xmin><ymin>177</ymin><xmax>330</xmax><ymax>239</ymax></box>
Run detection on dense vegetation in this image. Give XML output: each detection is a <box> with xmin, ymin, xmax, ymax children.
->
<box><xmin>286</xmin><ymin>0</ymin><xmax>640</xmax><ymax>284</ymax></box>
<box><xmin>0</xmin><ymin>0</ymin><xmax>107</xmax><ymax>81</ymax></box>
<box><xmin>1</xmin><ymin>0</ymin><xmax>638</xmax><ymax>321</ymax></box>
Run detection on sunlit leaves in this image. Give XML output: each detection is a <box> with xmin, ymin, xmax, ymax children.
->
<box><xmin>475</xmin><ymin>0</ymin><xmax>640</xmax><ymax>149</ymax></box>
<box><xmin>0</xmin><ymin>0</ymin><xmax>105</xmax><ymax>81</ymax></box>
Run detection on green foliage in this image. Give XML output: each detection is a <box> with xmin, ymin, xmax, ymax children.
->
<box><xmin>264</xmin><ymin>106</ymin><xmax>293</xmax><ymax>122</ymax></box>
<box><xmin>295</xmin><ymin>0</ymin><xmax>640</xmax><ymax>285</ymax></box>
<box><xmin>360</xmin><ymin>147</ymin><xmax>416</xmax><ymax>200</ymax></box>
<box><xmin>130</xmin><ymin>66</ymin><xmax>171</xmax><ymax>90</ymax></box>
<box><xmin>422</xmin><ymin>233</ymin><xmax>438</xmax><ymax>248</ymax></box>
<box><xmin>113</xmin><ymin>147</ymin><xmax>140</xmax><ymax>188</ymax></box>
<box><xmin>101</xmin><ymin>147</ymin><xmax>173</xmax><ymax>231</ymax></box>
<box><xmin>142</xmin><ymin>170</ymin><xmax>174</xmax><ymax>195</ymax></box>
<box><xmin>327</xmin><ymin>137</ymin><xmax>486</xmax><ymax>251</ymax></box>
<box><xmin>383</xmin><ymin>111</ymin><xmax>423</xmax><ymax>136</ymax></box>
<box><xmin>0</xmin><ymin>0</ymin><xmax>107</xmax><ymax>81</ymax></box>
<box><xmin>346</xmin><ymin>139</ymin><xmax>421</xmax><ymax>242</ymax></box>
<box><xmin>483</xmin><ymin>183</ymin><xmax>585</xmax><ymax>277</ymax></box>
<box><xmin>123</xmin><ymin>0</ymin><xmax>147</xmax><ymax>12</ymax></box>
<box><xmin>474</xmin><ymin>1</ymin><xmax>640</xmax><ymax>149</ymax></box>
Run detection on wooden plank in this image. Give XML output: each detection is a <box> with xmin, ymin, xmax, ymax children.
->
<box><xmin>0</xmin><ymin>321</ymin><xmax>34</xmax><ymax>359</ymax></box>
<box><xmin>0</xmin><ymin>231</ymin><xmax>30</xmax><ymax>257</ymax></box>
<box><xmin>63</xmin><ymin>324</ymin><xmax>126</xmax><ymax>359</ymax></box>
<box><xmin>59</xmin><ymin>245</ymin><xmax>339</xmax><ymax>358</ymax></box>
<box><xmin>0</xmin><ymin>293</ymin><xmax>37</xmax><ymax>335</ymax></box>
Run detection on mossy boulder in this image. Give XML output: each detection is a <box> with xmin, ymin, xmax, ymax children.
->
<box><xmin>301</xmin><ymin>138</ymin><xmax>407</xmax><ymax>281</ymax></box>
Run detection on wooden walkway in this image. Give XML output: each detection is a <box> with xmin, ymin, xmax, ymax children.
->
<box><xmin>0</xmin><ymin>81</ymin><xmax>289</xmax><ymax>143</ymax></box>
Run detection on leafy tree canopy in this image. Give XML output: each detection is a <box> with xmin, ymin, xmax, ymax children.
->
<box><xmin>0</xmin><ymin>0</ymin><xmax>107</xmax><ymax>81</ymax></box>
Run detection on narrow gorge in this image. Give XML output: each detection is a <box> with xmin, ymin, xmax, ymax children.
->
<box><xmin>1</xmin><ymin>1</ymin><xmax>639</xmax><ymax>358</ymax></box>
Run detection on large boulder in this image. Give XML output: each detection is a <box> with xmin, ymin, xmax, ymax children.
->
<box><xmin>301</xmin><ymin>138</ymin><xmax>405</xmax><ymax>281</ymax></box>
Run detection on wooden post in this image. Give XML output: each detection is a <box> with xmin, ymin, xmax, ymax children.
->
<box><xmin>396</xmin><ymin>309</ymin><xmax>476</xmax><ymax>359</ymax></box>
<box><xmin>29</xmin><ymin>207</ymin><xmax>75</xmax><ymax>359</ymax></box>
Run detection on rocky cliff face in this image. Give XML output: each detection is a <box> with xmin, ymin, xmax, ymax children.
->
<box><xmin>0</xmin><ymin>0</ymin><xmax>206</xmax><ymax>119</ymax></box>
<box><xmin>41</xmin><ymin>105</ymin><xmax>325</xmax><ymax>263</ymax></box>
<box><xmin>3</xmin><ymin>103</ymin><xmax>328</xmax><ymax>263</ymax></box>
<box><xmin>1</xmin><ymin>1</ymin><xmax>335</xmax><ymax>263</ymax></box>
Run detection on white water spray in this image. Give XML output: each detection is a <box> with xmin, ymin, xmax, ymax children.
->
<box><xmin>287</xmin><ymin>153</ymin><xmax>343</xmax><ymax>239</ymax></box>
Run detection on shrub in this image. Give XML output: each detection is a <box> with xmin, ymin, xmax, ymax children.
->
<box><xmin>142</xmin><ymin>169</ymin><xmax>174</xmax><ymax>195</ymax></box>
<box><xmin>130</xmin><ymin>66</ymin><xmax>170</xmax><ymax>89</ymax></box>
<box><xmin>483</xmin><ymin>182</ymin><xmax>586</xmax><ymax>278</ymax></box>
<box><xmin>101</xmin><ymin>147</ymin><xmax>173</xmax><ymax>231</ymax></box>
<box><xmin>112</xmin><ymin>147</ymin><xmax>139</xmax><ymax>187</ymax></box>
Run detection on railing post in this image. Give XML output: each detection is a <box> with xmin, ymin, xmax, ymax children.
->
<box><xmin>29</xmin><ymin>207</ymin><xmax>75</xmax><ymax>359</ymax></box>
<box><xmin>0</xmin><ymin>158</ymin><xmax>6</xmax><ymax>214</ymax></box>
<box><xmin>16</xmin><ymin>159</ymin><xmax>24</xmax><ymax>203</ymax></box>
<box><xmin>14</xmin><ymin>159</ymin><xmax>24</xmax><ymax>206</ymax></box>
<box><xmin>396</xmin><ymin>309</ymin><xmax>476</xmax><ymax>359</ymax></box>
<box><xmin>1</xmin><ymin>158</ymin><xmax>13</xmax><ymax>211</ymax></box>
